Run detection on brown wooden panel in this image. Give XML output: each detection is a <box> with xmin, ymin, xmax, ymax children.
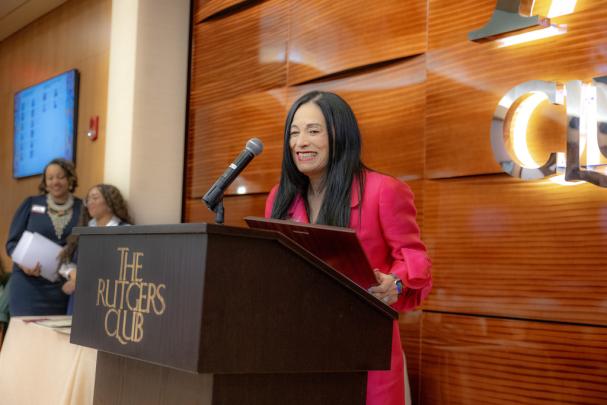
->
<box><xmin>425</xmin><ymin>0</ymin><xmax>607</xmax><ymax>178</ymax></box>
<box><xmin>423</xmin><ymin>175</ymin><xmax>607</xmax><ymax>325</ymax></box>
<box><xmin>187</xmin><ymin>88</ymin><xmax>287</xmax><ymax>198</ymax></box>
<box><xmin>400</xmin><ymin>310</ymin><xmax>422</xmax><ymax>405</ymax></box>
<box><xmin>190</xmin><ymin>0</ymin><xmax>287</xmax><ymax>103</ymax></box>
<box><xmin>288</xmin><ymin>57</ymin><xmax>427</xmax><ymax>181</ymax></box>
<box><xmin>184</xmin><ymin>194</ymin><xmax>267</xmax><ymax>226</ymax></box>
<box><xmin>406</xmin><ymin>179</ymin><xmax>424</xmax><ymax>236</ymax></box>
<box><xmin>287</xmin><ymin>0</ymin><xmax>426</xmax><ymax>85</ymax></box>
<box><xmin>194</xmin><ymin>0</ymin><xmax>249</xmax><ymax>23</ymax></box>
<box><xmin>421</xmin><ymin>313</ymin><xmax>607</xmax><ymax>404</ymax></box>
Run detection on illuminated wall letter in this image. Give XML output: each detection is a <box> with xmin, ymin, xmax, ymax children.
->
<box><xmin>565</xmin><ymin>78</ymin><xmax>607</xmax><ymax>186</ymax></box>
<box><xmin>595</xmin><ymin>76</ymin><xmax>607</xmax><ymax>159</ymax></box>
<box><xmin>491</xmin><ymin>80</ymin><xmax>562</xmax><ymax>179</ymax></box>
<box><xmin>468</xmin><ymin>0</ymin><xmax>549</xmax><ymax>42</ymax></box>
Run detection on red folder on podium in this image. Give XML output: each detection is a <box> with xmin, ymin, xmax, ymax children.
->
<box><xmin>245</xmin><ymin>216</ymin><xmax>377</xmax><ymax>289</ymax></box>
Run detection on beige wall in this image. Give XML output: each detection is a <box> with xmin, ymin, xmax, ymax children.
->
<box><xmin>104</xmin><ymin>0</ymin><xmax>189</xmax><ymax>225</ymax></box>
<box><xmin>0</xmin><ymin>0</ymin><xmax>112</xmax><ymax>273</ymax></box>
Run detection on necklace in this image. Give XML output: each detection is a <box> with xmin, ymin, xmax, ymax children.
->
<box><xmin>47</xmin><ymin>194</ymin><xmax>74</xmax><ymax>239</ymax></box>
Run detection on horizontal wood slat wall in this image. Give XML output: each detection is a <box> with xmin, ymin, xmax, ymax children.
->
<box><xmin>423</xmin><ymin>175</ymin><xmax>607</xmax><ymax>325</ymax></box>
<box><xmin>194</xmin><ymin>0</ymin><xmax>250</xmax><ymax>22</ymax></box>
<box><xmin>287</xmin><ymin>0</ymin><xmax>427</xmax><ymax>85</ymax></box>
<box><xmin>188</xmin><ymin>0</ymin><xmax>607</xmax><ymax>403</ymax></box>
<box><xmin>190</xmin><ymin>0</ymin><xmax>287</xmax><ymax>103</ymax></box>
<box><xmin>187</xmin><ymin>88</ymin><xmax>287</xmax><ymax>198</ymax></box>
<box><xmin>421</xmin><ymin>312</ymin><xmax>607</xmax><ymax>404</ymax></box>
<box><xmin>184</xmin><ymin>194</ymin><xmax>267</xmax><ymax>226</ymax></box>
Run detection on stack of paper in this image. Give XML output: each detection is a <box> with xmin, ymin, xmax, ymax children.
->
<box><xmin>11</xmin><ymin>231</ymin><xmax>62</xmax><ymax>282</ymax></box>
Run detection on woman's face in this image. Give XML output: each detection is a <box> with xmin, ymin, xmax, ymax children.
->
<box><xmin>45</xmin><ymin>164</ymin><xmax>70</xmax><ymax>201</ymax></box>
<box><xmin>86</xmin><ymin>187</ymin><xmax>112</xmax><ymax>220</ymax></box>
<box><xmin>289</xmin><ymin>102</ymin><xmax>330</xmax><ymax>179</ymax></box>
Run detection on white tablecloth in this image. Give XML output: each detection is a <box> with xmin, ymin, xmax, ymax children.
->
<box><xmin>0</xmin><ymin>316</ymin><xmax>97</xmax><ymax>405</ymax></box>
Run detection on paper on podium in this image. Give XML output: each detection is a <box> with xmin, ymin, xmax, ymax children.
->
<box><xmin>11</xmin><ymin>231</ymin><xmax>62</xmax><ymax>282</ymax></box>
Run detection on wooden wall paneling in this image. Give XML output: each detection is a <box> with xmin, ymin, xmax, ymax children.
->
<box><xmin>422</xmin><ymin>175</ymin><xmax>607</xmax><ymax>325</ymax></box>
<box><xmin>399</xmin><ymin>310</ymin><xmax>423</xmax><ymax>405</ymax></box>
<box><xmin>425</xmin><ymin>0</ymin><xmax>607</xmax><ymax>179</ymax></box>
<box><xmin>194</xmin><ymin>0</ymin><xmax>250</xmax><ymax>23</ymax></box>
<box><xmin>74</xmin><ymin>50</ymin><xmax>110</xmax><ymax>193</ymax></box>
<box><xmin>420</xmin><ymin>313</ymin><xmax>607</xmax><ymax>404</ymax></box>
<box><xmin>0</xmin><ymin>0</ymin><xmax>111</xmax><ymax>273</ymax></box>
<box><xmin>406</xmin><ymin>179</ymin><xmax>424</xmax><ymax>230</ymax></box>
<box><xmin>287</xmin><ymin>57</ymin><xmax>427</xmax><ymax>181</ymax></box>
<box><xmin>190</xmin><ymin>0</ymin><xmax>288</xmax><ymax>103</ymax></box>
<box><xmin>187</xmin><ymin>88</ymin><xmax>287</xmax><ymax>198</ymax></box>
<box><xmin>287</xmin><ymin>0</ymin><xmax>427</xmax><ymax>85</ymax></box>
<box><xmin>184</xmin><ymin>194</ymin><xmax>267</xmax><ymax>226</ymax></box>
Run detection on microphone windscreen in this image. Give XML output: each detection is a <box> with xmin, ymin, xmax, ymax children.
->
<box><xmin>245</xmin><ymin>138</ymin><xmax>264</xmax><ymax>156</ymax></box>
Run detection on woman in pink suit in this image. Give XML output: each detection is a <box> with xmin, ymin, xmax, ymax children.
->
<box><xmin>265</xmin><ymin>91</ymin><xmax>432</xmax><ymax>405</ymax></box>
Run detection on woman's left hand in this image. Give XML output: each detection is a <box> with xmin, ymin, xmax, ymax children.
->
<box><xmin>62</xmin><ymin>269</ymin><xmax>77</xmax><ymax>295</ymax></box>
<box><xmin>368</xmin><ymin>270</ymin><xmax>399</xmax><ymax>305</ymax></box>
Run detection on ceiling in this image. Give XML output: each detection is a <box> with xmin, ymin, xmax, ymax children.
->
<box><xmin>0</xmin><ymin>0</ymin><xmax>67</xmax><ymax>42</ymax></box>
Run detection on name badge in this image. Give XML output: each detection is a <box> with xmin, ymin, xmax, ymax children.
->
<box><xmin>31</xmin><ymin>204</ymin><xmax>46</xmax><ymax>214</ymax></box>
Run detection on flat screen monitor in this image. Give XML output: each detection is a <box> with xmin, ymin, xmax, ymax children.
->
<box><xmin>13</xmin><ymin>69</ymin><xmax>79</xmax><ymax>178</ymax></box>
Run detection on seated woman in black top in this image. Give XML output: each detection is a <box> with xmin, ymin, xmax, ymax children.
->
<box><xmin>5</xmin><ymin>159</ymin><xmax>83</xmax><ymax>316</ymax></box>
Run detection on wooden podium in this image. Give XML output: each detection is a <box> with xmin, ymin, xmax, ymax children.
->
<box><xmin>70</xmin><ymin>223</ymin><xmax>397</xmax><ymax>405</ymax></box>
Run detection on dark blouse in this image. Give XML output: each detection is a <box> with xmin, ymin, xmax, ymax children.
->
<box><xmin>5</xmin><ymin>194</ymin><xmax>83</xmax><ymax>316</ymax></box>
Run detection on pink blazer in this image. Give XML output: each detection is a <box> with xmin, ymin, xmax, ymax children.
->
<box><xmin>265</xmin><ymin>170</ymin><xmax>432</xmax><ymax>405</ymax></box>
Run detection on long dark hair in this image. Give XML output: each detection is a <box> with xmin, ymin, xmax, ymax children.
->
<box><xmin>93</xmin><ymin>184</ymin><xmax>132</xmax><ymax>224</ymax></box>
<box><xmin>271</xmin><ymin>91</ymin><xmax>366</xmax><ymax>227</ymax></box>
<box><xmin>60</xmin><ymin>184</ymin><xmax>132</xmax><ymax>262</ymax></box>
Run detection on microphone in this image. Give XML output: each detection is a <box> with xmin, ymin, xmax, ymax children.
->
<box><xmin>202</xmin><ymin>138</ymin><xmax>264</xmax><ymax>211</ymax></box>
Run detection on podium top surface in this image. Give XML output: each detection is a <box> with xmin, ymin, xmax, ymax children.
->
<box><xmin>74</xmin><ymin>222</ymin><xmax>253</xmax><ymax>236</ymax></box>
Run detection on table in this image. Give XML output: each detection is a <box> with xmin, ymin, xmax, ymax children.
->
<box><xmin>0</xmin><ymin>316</ymin><xmax>97</xmax><ymax>405</ymax></box>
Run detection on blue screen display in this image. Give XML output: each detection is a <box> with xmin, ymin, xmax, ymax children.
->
<box><xmin>13</xmin><ymin>70</ymin><xmax>78</xmax><ymax>178</ymax></box>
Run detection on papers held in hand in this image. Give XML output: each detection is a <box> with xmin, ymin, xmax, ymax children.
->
<box><xmin>11</xmin><ymin>231</ymin><xmax>62</xmax><ymax>282</ymax></box>
<box><xmin>245</xmin><ymin>217</ymin><xmax>377</xmax><ymax>289</ymax></box>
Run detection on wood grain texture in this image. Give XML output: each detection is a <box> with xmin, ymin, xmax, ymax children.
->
<box><xmin>184</xmin><ymin>194</ymin><xmax>267</xmax><ymax>226</ymax></box>
<box><xmin>194</xmin><ymin>0</ymin><xmax>250</xmax><ymax>22</ymax></box>
<box><xmin>190</xmin><ymin>0</ymin><xmax>287</xmax><ymax>104</ymax></box>
<box><xmin>187</xmin><ymin>88</ymin><xmax>287</xmax><ymax>199</ymax></box>
<box><xmin>287</xmin><ymin>0</ymin><xmax>426</xmax><ymax>85</ymax></box>
<box><xmin>425</xmin><ymin>0</ymin><xmax>607</xmax><ymax>178</ymax></box>
<box><xmin>421</xmin><ymin>313</ymin><xmax>607</xmax><ymax>404</ymax></box>
<box><xmin>0</xmin><ymin>0</ymin><xmax>111</xmax><ymax>273</ymax></box>
<box><xmin>399</xmin><ymin>310</ymin><xmax>423</xmax><ymax>405</ymax></box>
<box><xmin>423</xmin><ymin>175</ymin><xmax>607</xmax><ymax>325</ymax></box>
<box><xmin>287</xmin><ymin>57</ymin><xmax>427</xmax><ymax>182</ymax></box>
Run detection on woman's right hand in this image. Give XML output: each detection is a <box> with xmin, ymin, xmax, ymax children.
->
<box><xmin>19</xmin><ymin>262</ymin><xmax>41</xmax><ymax>277</ymax></box>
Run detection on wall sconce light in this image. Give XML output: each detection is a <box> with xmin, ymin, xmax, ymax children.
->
<box><xmin>469</xmin><ymin>0</ymin><xmax>577</xmax><ymax>47</ymax></box>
